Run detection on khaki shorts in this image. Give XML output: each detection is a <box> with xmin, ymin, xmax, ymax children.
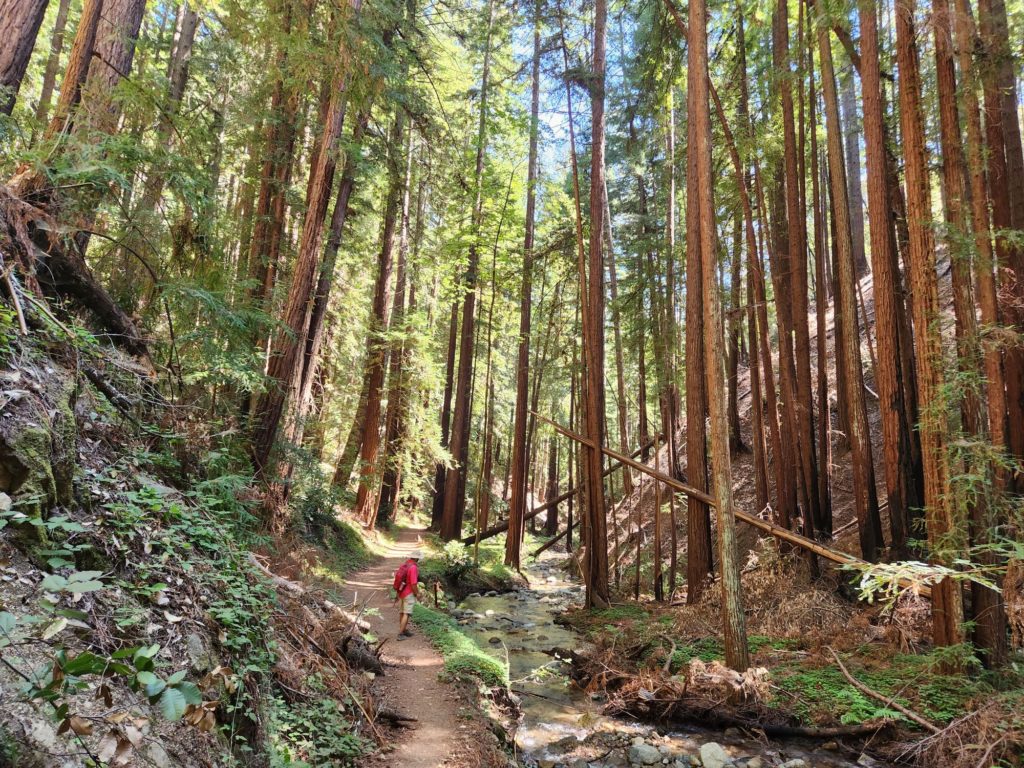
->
<box><xmin>401</xmin><ymin>594</ymin><xmax>416</xmax><ymax>614</ymax></box>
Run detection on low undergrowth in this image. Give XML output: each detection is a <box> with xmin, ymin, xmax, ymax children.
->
<box><xmin>771</xmin><ymin>650</ymin><xmax>990</xmax><ymax>726</ymax></box>
<box><xmin>0</xmin><ymin>336</ymin><xmax>378</xmax><ymax>766</ymax></box>
<box><xmin>563</xmin><ymin>562</ymin><xmax>1024</xmax><ymax>768</ymax></box>
<box><xmin>266</xmin><ymin>692</ymin><xmax>369</xmax><ymax>767</ymax></box>
<box><xmin>411</xmin><ymin>603</ymin><xmax>509</xmax><ymax>687</ymax></box>
<box><xmin>417</xmin><ymin>536</ymin><xmax>522</xmax><ymax>601</ymax></box>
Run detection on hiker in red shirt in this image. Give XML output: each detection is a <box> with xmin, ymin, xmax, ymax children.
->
<box><xmin>393</xmin><ymin>550</ymin><xmax>421</xmax><ymax>639</ymax></box>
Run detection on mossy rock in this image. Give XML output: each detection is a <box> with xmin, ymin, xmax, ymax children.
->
<box><xmin>0</xmin><ymin>361</ymin><xmax>77</xmax><ymax>516</ymax></box>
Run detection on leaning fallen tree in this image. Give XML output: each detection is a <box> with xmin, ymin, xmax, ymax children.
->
<box><xmin>534</xmin><ymin>413</ymin><xmax>932</xmax><ymax>601</ymax></box>
<box><xmin>462</xmin><ymin>435</ymin><xmax>660</xmax><ymax>545</ymax></box>
<box><xmin>0</xmin><ymin>185</ymin><xmax>150</xmax><ymax>359</ymax></box>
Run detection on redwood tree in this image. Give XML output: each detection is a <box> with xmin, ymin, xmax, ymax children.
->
<box><xmin>0</xmin><ymin>0</ymin><xmax>50</xmax><ymax>115</ymax></box>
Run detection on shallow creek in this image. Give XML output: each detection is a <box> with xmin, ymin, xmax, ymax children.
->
<box><xmin>452</xmin><ymin>554</ymin><xmax>887</xmax><ymax>768</ymax></box>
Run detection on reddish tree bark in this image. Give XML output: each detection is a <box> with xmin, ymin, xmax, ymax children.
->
<box><xmin>817</xmin><ymin>17</ymin><xmax>881</xmax><ymax>560</ymax></box>
<box><xmin>250</xmin><ymin>0</ymin><xmax>362</xmax><ymax>476</ymax></box>
<box><xmin>35</xmin><ymin>0</ymin><xmax>72</xmax><ymax>123</ymax></box>
<box><xmin>352</xmin><ymin>115</ymin><xmax>407</xmax><ymax>523</ymax></box>
<box><xmin>506</xmin><ymin>0</ymin><xmax>541</xmax><ymax>567</ymax></box>
<box><xmin>857</xmin><ymin>0</ymin><xmax>923</xmax><ymax>557</ymax></box>
<box><xmin>440</xmin><ymin>0</ymin><xmax>496</xmax><ymax>541</ymax></box>
<box><xmin>775</xmin><ymin>0</ymin><xmax>821</xmax><ymax>541</ymax></box>
<box><xmin>580</xmin><ymin>0</ymin><xmax>610</xmax><ymax>607</ymax></box>
<box><xmin>0</xmin><ymin>0</ymin><xmax>50</xmax><ymax>115</ymax></box>
<box><xmin>953</xmin><ymin>0</ymin><xmax>1008</xmax><ymax>665</ymax></box>
<box><xmin>692</xmin><ymin>0</ymin><xmax>749</xmax><ymax>671</ymax></box>
<box><xmin>894</xmin><ymin>0</ymin><xmax>962</xmax><ymax>648</ymax></box>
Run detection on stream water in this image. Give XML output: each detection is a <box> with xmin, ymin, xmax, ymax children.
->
<box><xmin>452</xmin><ymin>554</ymin><xmax>887</xmax><ymax>768</ymax></box>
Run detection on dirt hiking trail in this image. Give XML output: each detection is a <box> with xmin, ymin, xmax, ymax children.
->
<box><xmin>345</xmin><ymin>526</ymin><xmax>485</xmax><ymax>767</ymax></box>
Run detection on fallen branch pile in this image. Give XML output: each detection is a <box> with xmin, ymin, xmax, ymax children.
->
<box><xmin>569</xmin><ymin>646</ymin><xmax>895</xmax><ymax>741</ymax></box>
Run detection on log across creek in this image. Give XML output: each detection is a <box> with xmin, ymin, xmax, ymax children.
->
<box><xmin>461</xmin><ymin>434</ymin><xmax>660</xmax><ymax>545</ymax></box>
<box><xmin>470</xmin><ymin>413</ymin><xmax>930</xmax><ymax>598</ymax></box>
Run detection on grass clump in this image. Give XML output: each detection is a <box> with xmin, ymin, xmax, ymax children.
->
<box><xmin>412</xmin><ymin>604</ymin><xmax>508</xmax><ymax>687</ymax></box>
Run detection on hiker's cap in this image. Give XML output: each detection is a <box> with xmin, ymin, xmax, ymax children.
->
<box><xmin>410</xmin><ymin>550</ymin><xmax>423</xmax><ymax>559</ymax></box>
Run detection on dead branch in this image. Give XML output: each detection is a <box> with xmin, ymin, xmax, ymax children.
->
<box><xmin>827</xmin><ymin>647</ymin><xmax>940</xmax><ymax>733</ymax></box>
<box><xmin>0</xmin><ymin>252</ymin><xmax>28</xmax><ymax>334</ymax></box>
<box><xmin>660</xmin><ymin>636</ymin><xmax>677</xmax><ymax>675</ymax></box>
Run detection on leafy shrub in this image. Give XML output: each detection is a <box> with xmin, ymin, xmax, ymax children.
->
<box><xmin>440</xmin><ymin>541</ymin><xmax>473</xmax><ymax>578</ymax></box>
<box><xmin>267</xmin><ymin>695</ymin><xmax>369</xmax><ymax>767</ymax></box>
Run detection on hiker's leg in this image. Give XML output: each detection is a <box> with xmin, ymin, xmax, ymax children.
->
<box><xmin>399</xmin><ymin>611</ymin><xmax>409</xmax><ymax>634</ymax></box>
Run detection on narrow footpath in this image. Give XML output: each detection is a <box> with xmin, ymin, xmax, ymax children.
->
<box><xmin>344</xmin><ymin>526</ymin><xmax>488</xmax><ymax>767</ymax></box>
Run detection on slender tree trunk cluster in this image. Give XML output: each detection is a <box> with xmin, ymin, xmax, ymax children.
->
<box><xmin>4</xmin><ymin>0</ymin><xmax>1022</xmax><ymax>676</ymax></box>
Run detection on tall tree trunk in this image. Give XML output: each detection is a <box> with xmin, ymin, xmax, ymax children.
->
<box><xmin>894</xmin><ymin>0</ymin><xmax>962</xmax><ymax>648</ymax></box>
<box><xmin>727</xmin><ymin>213</ymin><xmax>747</xmax><ymax>454</ymax></box>
<box><xmin>776</xmin><ymin>0</ymin><xmax>821</xmax><ymax>542</ymax></box>
<box><xmin>250</xmin><ymin>0</ymin><xmax>362</xmax><ymax>476</ymax></box>
<box><xmin>244</xmin><ymin>0</ymin><xmax>314</xmax><ymax>374</ymax></box>
<box><xmin>733</xmin><ymin>9</ymin><xmax>783</xmax><ymax>519</ymax></box>
<box><xmin>378</xmin><ymin>148</ymin><xmax>424</xmax><ymax>524</ymax></box>
<box><xmin>858</xmin><ymin>0</ymin><xmax>923</xmax><ymax>557</ymax></box>
<box><xmin>430</xmin><ymin>300</ymin><xmax>459</xmax><ymax>527</ymax></box>
<box><xmin>653</xmin><ymin>440</ymin><xmax>664</xmax><ymax>601</ymax></box>
<box><xmin>294</xmin><ymin>112</ymin><xmax>371</xmax><ymax>442</ymax></box>
<box><xmin>545</xmin><ymin>438</ymin><xmax>559</xmax><ymax>536</ymax></box>
<box><xmin>352</xmin><ymin>114</ymin><xmax>407</xmax><ymax>524</ymax></box>
<box><xmin>134</xmin><ymin>1</ymin><xmax>200</xmax><ymax>214</ymax></box>
<box><xmin>35</xmin><ymin>0</ymin><xmax>72</xmax><ymax>123</ymax></box>
<box><xmin>440</xmin><ymin>0</ymin><xmax>496</xmax><ymax>541</ymax></box>
<box><xmin>691</xmin><ymin>0</ymin><xmax>749</xmax><ymax>671</ymax></box>
<box><xmin>41</xmin><ymin>0</ymin><xmax>102</xmax><ymax>140</ymax></box>
<box><xmin>685</xmin><ymin>28</ymin><xmax>712</xmax><ymax>604</ymax></box>
<box><xmin>0</xmin><ymin>0</ymin><xmax>50</xmax><ymax>115</ymax></box>
<box><xmin>604</xmin><ymin>181</ymin><xmax>633</xmax><ymax>498</ymax></box>
<box><xmin>684</xmin><ymin>4</ymin><xmax>716</xmax><ymax>606</ymax></box>
<box><xmin>506</xmin><ymin>0</ymin><xmax>541</xmax><ymax>567</ymax></box>
<box><xmin>77</xmin><ymin>0</ymin><xmax>148</xmax><ymax>136</ymax></box>
<box><xmin>567</xmin><ymin>340</ymin><xmax>577</xmax><ymax>553</ymax></box>
<box><xmin>817</xmin><ymin>17</ymin><xmax>882</xmax><ymax>560</ymax></box>
<box><xmin>808</xmin><ymin>26</ymin><xmax>832</xmax><ymax>537</ymax></box>
<box><xmin>953</xmin><ymin>0</ymin><xmax>1008</xmax><ymax>665</ymax></box>
<box><xmin>978</xmin><ymin>0</ymin><xmax>1024</xmax><ymax>486</ymax></box>
<box><xmin>839</xmin><ymin>66</ymin><xmax>869</xmax><ymax>278</ymax></box>
<box><xmin>580</xmin><ymin>0</ymin><xmax>610</xmax><ymax>608</ymax></box>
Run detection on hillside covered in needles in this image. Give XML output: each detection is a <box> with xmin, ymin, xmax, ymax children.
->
<box><xmin>1</xmin><ymin>0</ymin><xmax>1023</xmax><ymax>766</ymax></box>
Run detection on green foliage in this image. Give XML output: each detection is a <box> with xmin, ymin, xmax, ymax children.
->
<box><xmin>773</xmin><ymin>652</ymin><xmax>988</xmax><ymax>727</ymax></box>
<box><xmin>439</xmin><ymin>541</ymin><xmax>475</xmax><ymax>579</ymax></box>
<box><xmin>775</xmin><ymin>665</ymin><xmax>906</xmax><ymax>725</ymax></box>
<box><xmin>0</xmin><ymin>304</ymin><xmax>16</xmax><ymax>362</ymax></box>
<box><xmin>412</xmin><ymin>604</ymin><xmax>508</xmax><ymax>687</ymax></box>
<box><xmin>266</xmin><ymin>694</ymin><xmax>369</xmax><ymax>767</ymax></box>
<box><xmin>592</xmin><ymin>604</ymin><xmax>650</xmax><ymax>624</ymax></box>
<box><xmin>417</xmin><ymin>536</ymin><xmax>517</xmax><ymax>600</ymax></box>
<box><xmin>0</xmin><ymin>495</ymin><xmax>215</xmax><ymax>736</ymax></box>
<box><xmin>90</xmin><ymin>454</ymin><xmax>275</xmax><ymax>749</ymax></box>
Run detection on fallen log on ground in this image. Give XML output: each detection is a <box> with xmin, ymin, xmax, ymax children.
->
<box><xmin>660</xmin><ymin>708</ymin><xmax>894</xmax><ymax>739</ymax></box>
<box><xmin>247</xmin><ymin>552</ymin><xmax>372</xmax><ymax>632</ymax></box>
